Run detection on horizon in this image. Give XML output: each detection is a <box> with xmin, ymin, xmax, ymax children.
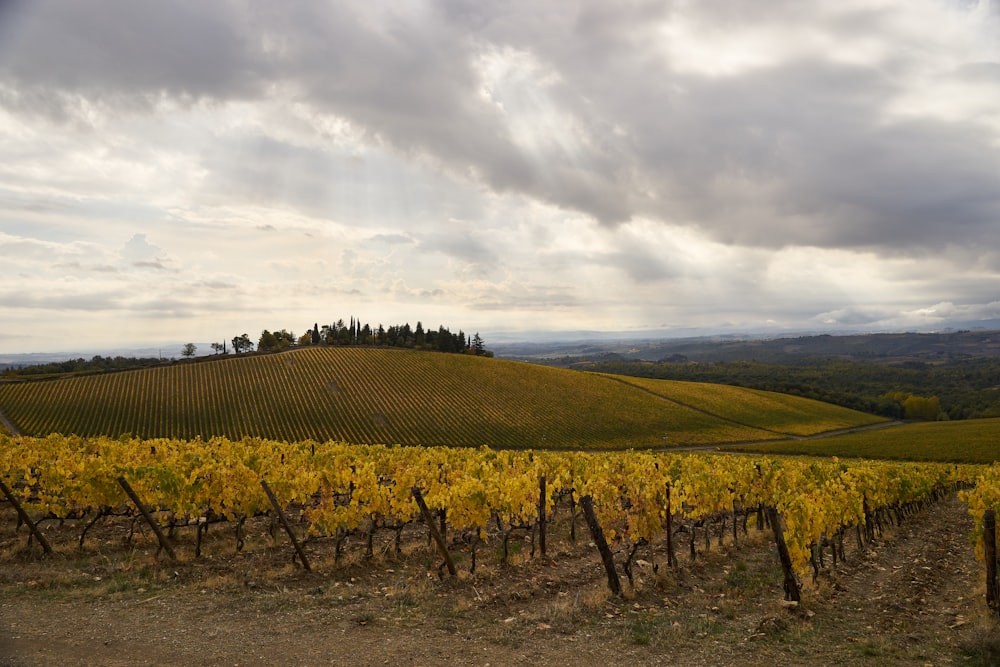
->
<box><xmin>4</xmin><ymin>321</ymin><xmax>1000</xmax><ymax>365</ymax></box>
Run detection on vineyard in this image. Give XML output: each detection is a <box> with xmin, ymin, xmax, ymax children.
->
<box><xmin>0</xmin><ymin>347</ymin><xmax>884</xmax><ymax>448</ymax></box>
<box><xmin>0</xmin><ymin>434</ymin><xmax>980</xmax><ymax>588</ymax></box>
<box><xmin>742</xmin><ymin>417</ymin><xmax>1000</xmax><ymax>464</ymax></box>
<box><xmin>605</xmin><ymin>375</ymin><xmax>885</xmax><ymax>436</ymax></box>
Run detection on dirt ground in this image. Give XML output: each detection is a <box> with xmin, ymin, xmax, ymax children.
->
<box><xmin>0</xmin><ymin>495</ymin><xmax>997</xmax><ymax>666</ymax></box>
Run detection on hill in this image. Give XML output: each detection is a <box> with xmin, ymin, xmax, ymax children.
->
<box><xmin>494</xmin><ymin>329</ymin><xmax>1000</xmax><ymax>364</ymax></box>
<box><xmin>738</xmin><ymin>417</ymin><xmax>1000</xmax><ymax>464</ymax></box>
<box><xmin>0</xmin><ymin>346</ymin><xmax>884</xmax><ymax>449</ymax></box>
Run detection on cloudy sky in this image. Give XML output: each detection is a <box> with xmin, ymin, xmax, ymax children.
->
<box><xmin>2</xmin><ymin>1</ymin><xmax>1000</xmax><ymax>354</ymax></box>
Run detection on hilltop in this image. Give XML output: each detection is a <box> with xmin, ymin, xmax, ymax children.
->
<box><xmin>0</xmin><ymin>346</ymin><xmax>883</xmax><ymax>448</ymax></box>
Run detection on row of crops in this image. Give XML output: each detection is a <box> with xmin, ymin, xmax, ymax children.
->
<box><xmin>0</xmin><ymin>347</ymin><xmax>882</xmax><ymax>449</ymax></box>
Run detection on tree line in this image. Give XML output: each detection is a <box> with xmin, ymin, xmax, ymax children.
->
<box><xmin>221</xmin><ymin>318</ymin><xmax>490</xmax><ymax>357</ymax></box>
<box><xmin>2</xmin><ymin>355</ymin><xmax>165</xmax><ymax>378</ymax></box>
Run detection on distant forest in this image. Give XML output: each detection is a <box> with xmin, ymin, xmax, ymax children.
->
<box><xmin>1</xmin><ymin>355</ymin><xmax>165</xmax><ymax>379</ymax></box>
<box><xmin>582</xmin><ymin>357</ymin><xmax>1000</xmax><ymax>421</ymax></box>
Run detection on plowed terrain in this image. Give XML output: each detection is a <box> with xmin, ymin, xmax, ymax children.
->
<box><xmin>0</xmin><ymin>496</ymin><xmax>996</xmax><ymax>666</ymax></box>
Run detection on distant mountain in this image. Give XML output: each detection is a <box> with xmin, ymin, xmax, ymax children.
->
<box><xmin>490</xmin><ymin>329</ymin><xmax>1000</xmax><ymax>365</ymax></box>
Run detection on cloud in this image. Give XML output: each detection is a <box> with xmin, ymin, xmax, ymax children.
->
<box><xmin>368</xmin><ymin>233</ymin><xmax>414</xmax><ymax>245</ymax></box>
<box><xmin>121</xmin><ymin>233</ymin><xmax>165</xmax><ymax>266</ymax></box>
<box><xmin>0</xmin><ymin>1</ymin><xmax>267</xmax><ymax>102</ymax></box>
<box><xmin>416</xmin><ymin>228</ymin><xmax>498</xmax><ymax>266</ymax></box>
<box><xmin>6</xmin><ymin>2</ymin><xmax>997</xmax><ymax>253</ymax></box>
<box><xmin>2</xmin><ymin>1</ymin><xmax>1000</xmax><ymax>352</ymax></box>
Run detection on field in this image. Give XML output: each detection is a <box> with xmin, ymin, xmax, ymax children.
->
<box><xmin>0</xmin><ymin>347</ymin><xmax>884</xmax><ymax>448</ymax></box>
<box><xmin>0</xmin><ymin>477</ymin><xmax>993</xmax><ymax>666</ymax></box>
<box><xmin>605</xmin><ymin>375</ymin><xmax>886</xmax><ymax>436</ymax></box>
<box><xmin>2</xmin><ymin>347</ymin><xmax>999</xmax><ymax>665</ymax></box>
<box><xmin>739</xmin><ymin>418</ymin><xmax>1000</xmax><ymax>464</ymax></box>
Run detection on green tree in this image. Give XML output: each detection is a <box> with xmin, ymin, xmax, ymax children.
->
<box><xmin>181</xmin><ymin>343</ymin><xmax>197</xmax><ymax>358</ymax></box>
<box><xmin>902</xmin><ymin>394</ymin><xmax>942</xmax><ymax>420</ymax></box>
<box><xmin>258</xmin><ymin>329</ymin><xmax>278</xmax><ymax>351</ymax></box>
<box><xmin>232</xmin><ymin>333</ymin><xmax>253</xmax><ymax>354</ymax></box>
<box><xmin>415</xmin><ymin>321</ymin><xmax>426</xmax><ymax>347</ymax></box>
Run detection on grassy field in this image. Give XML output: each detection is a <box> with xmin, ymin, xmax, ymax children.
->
<box><xmin>606</xmin><ymin>375</ymin><xmax>887</xmax><ymax>435</ymax></box>
<box><xmin>0</xmin><ymin>346</ymin><xmax>883</xmax><ymax>449</ymax></box>
<box><xmin>738</xmin><ymin>417</ymin><xmax>1000</xmax><ymax>464</ymax></box>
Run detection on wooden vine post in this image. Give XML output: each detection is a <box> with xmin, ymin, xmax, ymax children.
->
<box><xmin>579</xmin><ymin>494</ymin><xmax>622</xmax><ymax>596</ymax></box>
<box><xmin>0</xmin><ymin>479</ymin><xmax>52</xmax><ymax>555</ymax></box>
<box><xmin>538</xmin><ymin>475</ymin><xmax>547</xmax><ymax>558</ymax></box>
<box><xmin>411</xmin><ymin>486</ymin><xmax>456</xmax><ymax>577</ymax></box>
<box><xmin>260</xmin><ymin>478</ymin><xmax>311</xmax><ymax>571</ymax></box>
<box><xmin>117</xmin><ymin>476</ymin><xmax>176</xmax><ymax>561</ymax></box>
<box><xmin>665</xmin><ymin>482</ymin><xmax>676</xmax><ymax>568</ymax></box>
<box><xmin>985</xmin><ymin>509</ymin><xmax>999</xmax><ymax>614</ymax></box>
<box><xmin>766</xmin><ymin>506</ymin><xmax>801</xmax><ymax>602</ymax></box>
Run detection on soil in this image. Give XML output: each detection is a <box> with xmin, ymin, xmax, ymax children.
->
<box><xmin>0</xmin><ymin>495</ymin><xmax>997</xmax><ymax>666</ymax></box>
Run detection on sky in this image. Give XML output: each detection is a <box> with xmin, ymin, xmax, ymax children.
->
<box><xmin>2</xmin><ymin>1</ymin><xmax>1000</xmax><ymax>355</ymax></box>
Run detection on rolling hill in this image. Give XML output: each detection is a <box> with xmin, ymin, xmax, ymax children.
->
<box><xmin>738</xmin><ymin>417</ymin><xmax>1000</xmax><ymax>463</ymax></box>
<box><xmin>0</xmin><ymin>346</ymin><xmax>886</xmax><ymax>449</ymax></box>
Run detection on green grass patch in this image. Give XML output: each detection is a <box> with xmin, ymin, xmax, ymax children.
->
<box><xmin>605</xmin><ymin>375</ymin><xmax>887</xmax><ymax>436</ymax></box>
<box><xmin>738</xmin><ymin>418</ymin><xmax>1000</xmax><ymax>463</ymax></box>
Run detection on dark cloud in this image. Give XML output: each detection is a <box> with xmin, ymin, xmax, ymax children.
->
<box><xmin>0</xmin><ymin>0</ymin><xmax>266</xmax><ymax>102</ymax></box>
<box><xmin>5</xmin><ymin>1</ymin><xmax>996</xmax><ymax>257</ymax></box>
<box><xmin>416</xmin><ymin>230</ymin><xmax>498</xmax><ymax>266</ymax></box>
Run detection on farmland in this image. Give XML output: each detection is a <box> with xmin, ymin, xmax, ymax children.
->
<box><xmin>739</xmin><ymin>418</ymin><xmax>1000</xmax><ymax>464</ymax></box>
<box><xmin>604</xmin><ymin>375</ymin><xmax>885</xmax><ymax>436</ymax></box>
<box><xmin>1</xmin><ymin>347</ymin><xmax>998</xmax><ymax>666</ymax></box>
<box><xmin>0</xmin><ymin>346</ymin><xmax>884</xmax><ymax>448</ymax></box>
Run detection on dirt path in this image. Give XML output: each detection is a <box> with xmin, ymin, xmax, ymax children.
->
<box><xmin>0</xmin><ymin>404</ymin><xmax>20</xmax><ymax>436</ymax></box>
<box><xmin>0</xmin><ymin>495</ymin><xmax>995</xmax><ymax>666</ymax></box>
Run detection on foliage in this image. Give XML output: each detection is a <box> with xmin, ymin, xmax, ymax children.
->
<box><xmin>0</xmin><ymin>434</ymin><xmax>977</xmax><ymax>579</ymax></box>
<box><xmin>231</xmin><ymin>333</ymin><xmax>254</xmax><ymax>355</ymax></box>
<box><xmin>2</xmin><ymin>355</ymin><xmax>165</xmax><ymax>379</ymax></box>
<box><xmin>257</xmin><ymin>329</ymin><xmax>296</xmax><ymax>352</ymax></box>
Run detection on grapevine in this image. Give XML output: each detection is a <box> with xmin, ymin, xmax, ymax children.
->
<box><xmin>0</xmin><ymin>434</ymin><xmax>980</xmax><ymax>586</ymax></box>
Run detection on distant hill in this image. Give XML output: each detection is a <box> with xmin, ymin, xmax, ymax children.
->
<box><xmin>493</xmin><ymin>330</ymin><xmax>1000</xmax><ymax>365</ymax></box>
<box><xmin>0</xmin><ymin>346</ymin><xmax>884</xmax><ymax>449</ymax></box>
